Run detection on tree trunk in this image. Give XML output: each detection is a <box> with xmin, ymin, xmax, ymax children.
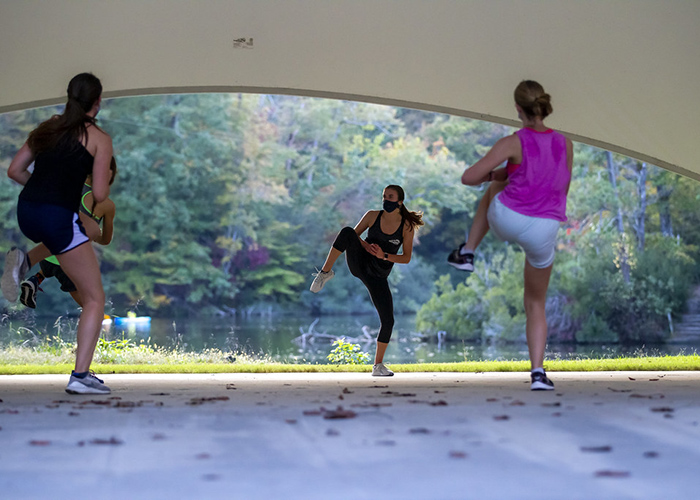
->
<box><xmin>606</xmin><ymin>152</ymin><xmax>630</xmax><ymax>283</ymax></box>
<box><xmin>633</xmin><ymin>161</ymin><xmax>647</xmax><ymax>251</ymax></box>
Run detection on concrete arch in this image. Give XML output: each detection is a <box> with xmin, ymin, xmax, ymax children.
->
<box><xmin>1</xmin><ymin>1</ymin><xmax>698</xmax><ymax>178</ymax></box>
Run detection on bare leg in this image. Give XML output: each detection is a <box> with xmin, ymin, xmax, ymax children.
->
<box><xmin>523</xmin><ymin>261</ymin><xmax>553</xmax><ymax>370</ymax></box>
<box><xmin>27</xmin><ymin>244</ymin><xmax>52</xmax><ymax>269</ymax></box>
<box><xmin>56</xmin><ymin>244</ymin><xmax>105</xmax><ymax>373</ymax></box>
<box><xmin>464</xmin><ymin>180</ymin><xmax>508</xmax><ymax>251</ymax></box>
<box><xmin>321</xmin><ymin>247</ymin><xmax>342</xmax><ymax>273</ymax></box>
<box><xmin>374</xmin><ymin>341</ymin><xmax>389</xmax><ymax>364</ymax></box>
<box><xmin>69</xmin><ymin>290</ymin><xmax>84</xmax><ymax>307</ymax></box>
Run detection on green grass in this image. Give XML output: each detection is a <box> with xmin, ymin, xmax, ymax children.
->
<box><xmin>1</xmin><ymin>354</ymin><xmax>698</xmax><ymax>375</ymax></box>
<box><xmin>1</xmin><ymin>336</ymin><xmax>698</xmax><ymax>375</ymax></box>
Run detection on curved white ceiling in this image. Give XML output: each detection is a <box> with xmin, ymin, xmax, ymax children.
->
<box><xmin>1</xmin><ymin>1</ymin><xmax>698</xmax><ymax>178</ymax></box>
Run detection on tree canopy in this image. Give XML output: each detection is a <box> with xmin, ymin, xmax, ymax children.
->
<box><xmin>1</xmin><ymin>93</ymin><xmax>699</xmax><ymax>344</ymax></box>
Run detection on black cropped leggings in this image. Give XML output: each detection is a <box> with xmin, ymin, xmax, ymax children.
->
<box><xmin>332</xmin><ymin>227</ymin><xmax>394</xmax><ymax>343</ymax></box>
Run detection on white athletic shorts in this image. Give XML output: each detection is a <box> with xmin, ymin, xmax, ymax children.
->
<box><xmin>487</xmin><ymin>193</ymin><xmax>561</xmax><ymax>269</ymax></box>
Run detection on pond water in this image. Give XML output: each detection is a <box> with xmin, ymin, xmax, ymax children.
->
<box><xmin>3</xmin><ymin>313</ymin><xmax>698</xmax><ymax>364</ymax></box>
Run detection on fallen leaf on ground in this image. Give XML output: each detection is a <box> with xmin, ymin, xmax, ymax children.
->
<box><xmin>595</xmin><ymin>470</ymin><xmax>630</xmax><ymax>478</ymax></box>
<box><xmin>187</xmin><ymin>396</ymin><xmax>230</xmax><ymax>405</ymax></box>
<box><xmin>29</xmin><ymin>440</ymin><xmax>51</xmax><ymax>446</ymax></box>
<box><xmin>607</xmin><ymin>387</ymin><xmax>632</xmax><ymax>393</ymax></box>
<box><xmin>542</xmin><ymin>402</ymin><xmax>561</xmax><ymax>407</ymax></box>
<box><xmin>581</xmin><ymin>446</ymin><xmax>612</xmax><ymax>453</ymax></box>
<box><xmin>430</xmin><ymin>400</ymin><xmax>448</xmax><ymax>406</ymax></box>
<box><xmin>90</xmin><ymin>437</ymin><xmax>123</xmax><ymax>445</ymax></box>
<box><xmin>226</xmin><ymin>384</ymin><xmax>237</xmax><ymax>390</ymax></box>
<box><xmin>409</xmin><ymin>428</ymin><xmax>430</xmax><ymax>434</ymax></box>
<box><xmin>350</xmin><ymin>402</ymin><xmax>392</xmax><ymax>408</ymax></box>
<box><xmin>323</xmin><ymin>406</ymin><xmax>357</xmax><ymax>419</ymax></box>
<box><xmin>651</xmin><ymin>407</ymin><xmax>674</xmax><ymax>413</ymax></box>
<box><xmin>449</xmin><ymin>451</ymin><xmax>467</xmax><ymax>459</ymax></box>
<box><xmin>342</xmin><ymin>388</ymin><xmax>353</xmax><ymax>394</ymax></box>
<box><xmin>493</xmin><ymin>415</ymin><xmax>510</xmax><ymax>421</ymax></box>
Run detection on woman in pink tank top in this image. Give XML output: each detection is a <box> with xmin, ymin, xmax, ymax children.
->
<box><xmin>447</xmin><ymin>80</ymin><xmax>574</xmax><ymax>391</ymax></box>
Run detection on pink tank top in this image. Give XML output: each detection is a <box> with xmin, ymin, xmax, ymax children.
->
<box><xmin>498</xmin><ymin>128</ymin><xmax>570</xmax><ymax>222</ymax></box>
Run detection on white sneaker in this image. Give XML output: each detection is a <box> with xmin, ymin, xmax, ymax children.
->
<box><xmin>372</xmin><ymin>362</ymin><xmax>394</xmax><ymax>377</ymax></box>
<box><xmin>2</xmin><ymin>248</ymin><xmax>29</xmax><ymax>302</ymax></box>
<box><xmin>310</xmin><ymin>269</ymin><xmax>334</xmax><ymax>293</ymax></box>
<box><xmin>65</xmin><ymin>372</ymin><xmax>111</xmax><ymax>394</ymax></box>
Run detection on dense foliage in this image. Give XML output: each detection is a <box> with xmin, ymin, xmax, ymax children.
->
<box><xmin>1</xmin><ymin>94</ymin><xmax>699</xmax><ymax>344</ymax></box>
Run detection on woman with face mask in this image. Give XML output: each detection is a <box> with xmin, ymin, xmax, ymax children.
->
<box><xmin>310</xmin><ymin>185</ymin><xmax>423</xmax><ymax>376</ymax></box>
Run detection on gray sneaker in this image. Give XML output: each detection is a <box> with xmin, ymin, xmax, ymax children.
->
<box><xmin>310</xmin><ymin>269</ymin><xmax>334</xmax><ymax>293</ymax></box>
<box><xmin>372</xmin><ymin>362</ymin><xmax>394</xmax><ymax>377</ymax></box>
<box><xmin>2</xmin><ymin>247</ymin><xmax>29</xmax><ymax>302</ymax></box>
<box><xmin>65</xmin><ymin>372</ymin><xmax>111</xmax><ymax>395</ymax></box>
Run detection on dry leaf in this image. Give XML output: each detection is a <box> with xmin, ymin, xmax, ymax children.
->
<box><xmin>581</xmin><ymin>446</ymin><xmax>612</xmax><ymax>453</ymax></box>
<box><xmin>595</xmin><ymin>470</ymin><xmax>630</xmax><ymax>478</ymax></box>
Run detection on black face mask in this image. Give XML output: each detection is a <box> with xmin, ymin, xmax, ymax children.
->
<box><xmin>383</xmin><ymin>200</ymin><xmax>400</xmax><ymax>213</ymax></box>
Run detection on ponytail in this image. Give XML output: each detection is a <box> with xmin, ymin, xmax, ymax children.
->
<box><xmin>27</xmin><ymin>73</ymin><xmax>102</xmax><ymax>154</ymax></box>
<box><xmin>399</xmin><ymin>203</ymin><xmax>424</xmax><ymax>231</ymax></box>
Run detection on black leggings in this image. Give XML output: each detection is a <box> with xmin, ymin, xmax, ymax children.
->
<box><xmin>332</xmin><ymin>227</ymin><xmax>394</xmax><ymax>343</ymax></box>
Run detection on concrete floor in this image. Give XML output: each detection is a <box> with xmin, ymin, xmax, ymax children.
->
<box><xmin>1</xmin><ymin>371</ymin><xmax>699</xmax><ymax>500</ymax></box>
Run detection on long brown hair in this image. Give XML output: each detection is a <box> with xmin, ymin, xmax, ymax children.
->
<box><xmin>384</xmin><ymin>184</ymin><xmax>424</xmax><ymax>231</ymax></box>
<box><xmin>27</xmin><ymin>73</ymin><xmax>103</xmax><ymax>154</ymax></box>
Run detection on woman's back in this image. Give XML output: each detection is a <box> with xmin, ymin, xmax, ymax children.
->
<box><xmin>499</xmin><ymin>128</ymin><xmax>570</xmax><ymax>222</ymax></box>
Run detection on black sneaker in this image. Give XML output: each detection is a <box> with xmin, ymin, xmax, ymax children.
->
<box><xmin>20</xmin><ymin>276</ymin><xmax>40</xmax><ymax>309</ymax></box>
<box><xmin>447</xmin><ymin>244</ymin><xmax>474</xmax><ymax>272</ymax></box>
<box><xmin>530</xmin><ymin>370</ymin><xmax>554</xmax><ymax>391</ymax></box>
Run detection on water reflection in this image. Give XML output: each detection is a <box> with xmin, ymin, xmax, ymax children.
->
<box><xmin>2</xmin><ymin>314</ymin><xmax>697</xmax><ymax>364</ymax></box>
<box><xmin>111</xmin><ymin>315</ymin><xmax>700</xmax><ymax>364</ymax></box>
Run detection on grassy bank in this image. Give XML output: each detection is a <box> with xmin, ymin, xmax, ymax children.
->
<box><xmin>1</xmin><ymin>338</ymin><xmax>698</xmax><ymax>375</ymax></box>
<box><xmin>1</xmin><ymin>355</ymin><xmax>699</xmax><ymax>375</ymax></box>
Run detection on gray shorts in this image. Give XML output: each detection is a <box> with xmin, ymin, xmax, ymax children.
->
<box><xmin>487</xmin><ymin>194</ymin><xmax>560</xmax><ymax>269</ymax></box>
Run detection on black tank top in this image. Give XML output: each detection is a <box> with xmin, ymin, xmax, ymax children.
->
<box><xmin>364</xmin><ymin>210</ymin><xmax>404</xmax><ymax>278</ymax></box>
<box><xmin>20</xmin><ymin>140</ymin><xmax>94</xmax><ymax>213</ymax></box>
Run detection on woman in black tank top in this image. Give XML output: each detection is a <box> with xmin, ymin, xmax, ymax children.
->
<box><xmin>309</xmin><ymin>185</ymin><xmax>423</xmax><ymax>376</ymax></box>
<box><xmin>6</xmin><ymin>73</ymin><xmax>115</xmax><ymax>395</ymax></box>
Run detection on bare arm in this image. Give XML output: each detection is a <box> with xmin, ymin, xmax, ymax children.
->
<box><xmin>461</xmin><ymin>135</ymin><xmax>521</xmax><ymax>186</ymax></box>
<box><xmin>87</xmin><ymin>129</ymin><xmax>113</xmax><ymax>203</ymax></box>
<box><xmin>7</xmin><ymin>143</ymin><xmax>35</xmax><ymax>186</ymax></box>
<box><xmin>94</xmin><ymin>200</ymin><xmax>116</xmax><ymax>245</ymax></box>
<box><xmin>354</xmin><ymin>210</ymin><xmax>379</xmax><ymax>252</ymax></box>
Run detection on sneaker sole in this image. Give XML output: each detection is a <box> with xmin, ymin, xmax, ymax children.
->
<box><xmin>447</xmin><ymin>261</ymin><xmax>474</xmax><ymax>272</ymax></box>
<box><xmin>65</xmin><ymin>382</ymin><xmax>111</xmax><ymax>395</ymax></box>
<box><xmin>530</xmin><ymin>382</ymin><xmax>555</xmax><ymax>391</ymax></box>
<box><xmin>20</xmin><ymin>282</ymin><xmax>36</xmax><ymax>309</ymax></box>
<box><xmin>1</xmin><ymin>249</ymin><xmax>22</xmax><ymax>301</ymax></box>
